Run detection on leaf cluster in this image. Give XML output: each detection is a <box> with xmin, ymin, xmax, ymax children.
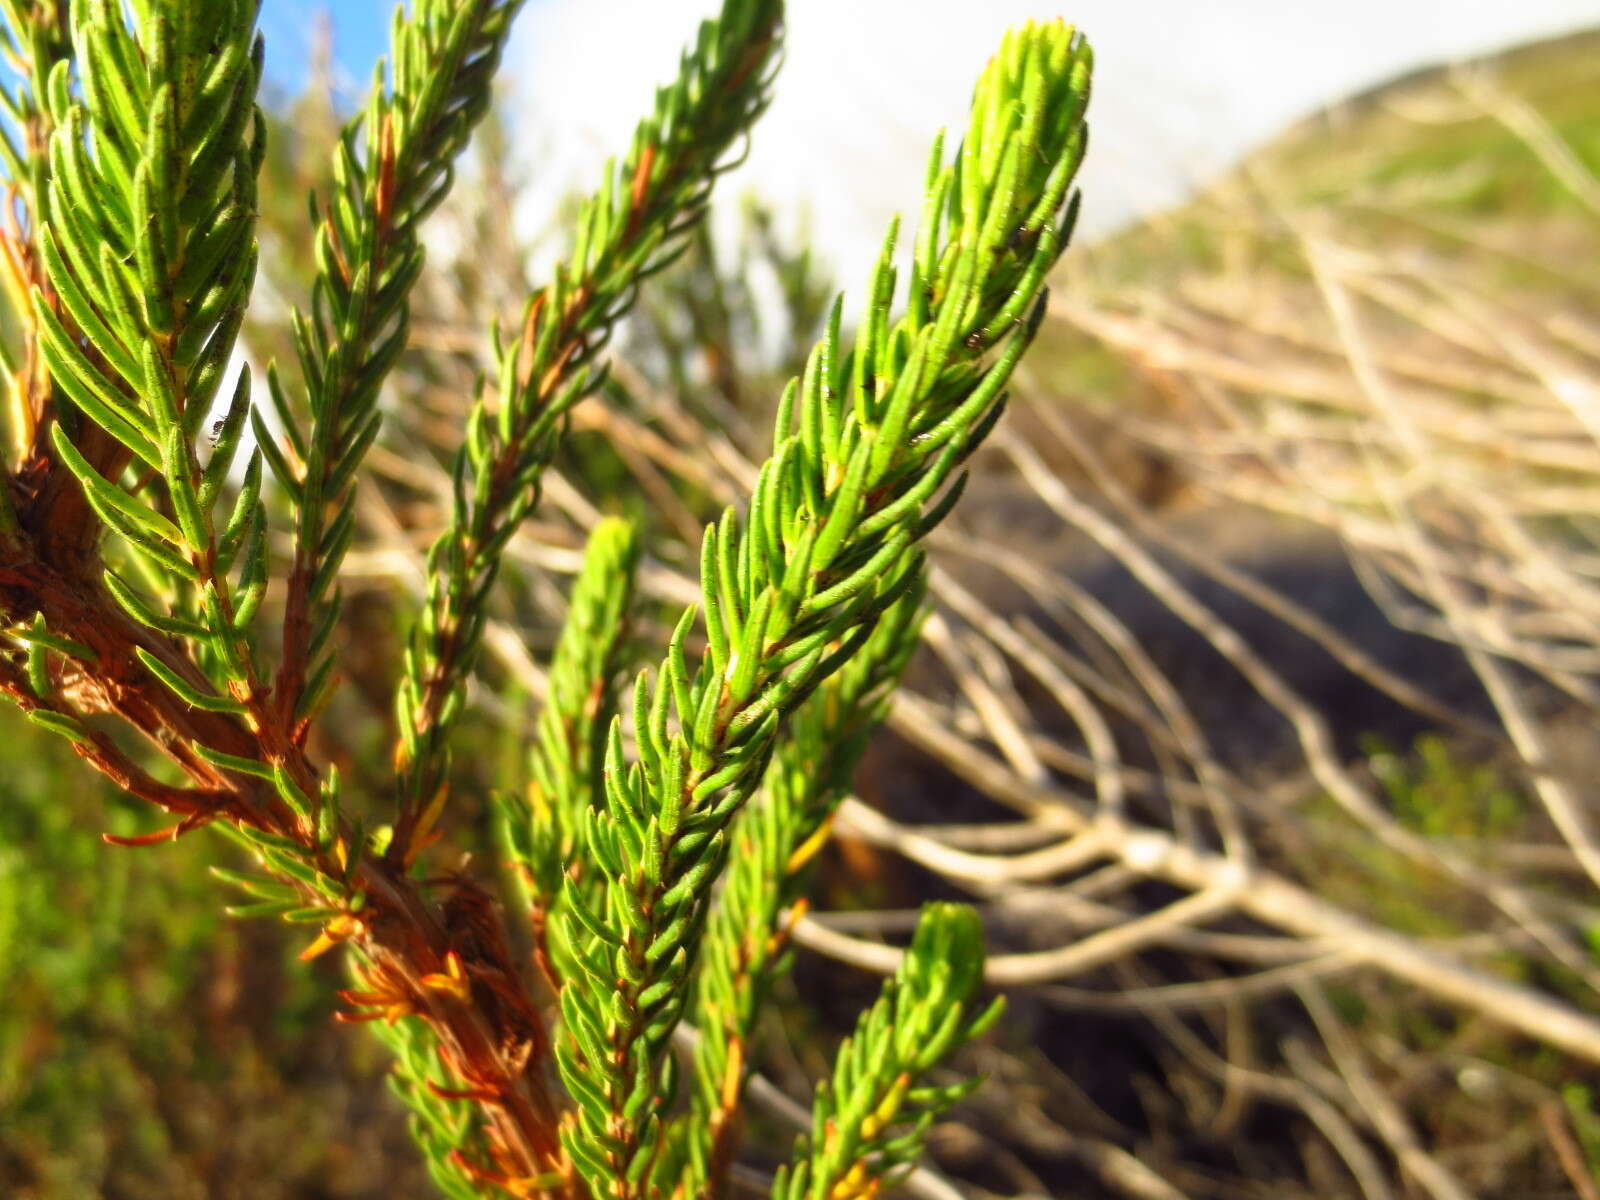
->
<box><xmin>0</xmin><ymin>2</ymin><xmax>1093</xmax><ymax>1197</ymax></box>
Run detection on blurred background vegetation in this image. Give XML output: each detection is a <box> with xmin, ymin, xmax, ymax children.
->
<box><xmin>9</xmin><ymin>15</ymin><xmax>1600</xmax><ymax>1200</ymax></box>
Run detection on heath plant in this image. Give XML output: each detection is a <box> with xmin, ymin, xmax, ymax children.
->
<box><xmin>0</xmin><ymin>0</ymin><xmax>1091</xmax><ymax>1195</ymax></box>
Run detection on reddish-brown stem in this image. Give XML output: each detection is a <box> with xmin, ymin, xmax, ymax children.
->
<box><xmin>0</xmin><ymin>525</ymin><xmax>571</xmax><ymax>1190</ymax></box>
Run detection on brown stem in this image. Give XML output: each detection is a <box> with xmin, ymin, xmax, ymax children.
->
<box><xmin>0</xmin><ymin>517</ymin><xmax>571</xmax><ymax>1192</ymax></box>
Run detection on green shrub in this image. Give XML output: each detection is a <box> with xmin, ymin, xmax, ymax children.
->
<box><xmin>0</xmin><ymin>1</ymin><xmax>1091</xmax><ymax>1195</ymax></box>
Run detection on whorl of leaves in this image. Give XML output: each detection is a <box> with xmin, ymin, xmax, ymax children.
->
<box><xmin>35</xmin><ymin>0</ymin><xmax>267</xmax><ymax>698</ymax></box>
<box><xmin>498</xmin><ymin>515</ymin><xmax>640</xmax><ymax>934</ymax></box>
<box><xmin>771</xmin><ymin>904</ymin><xmax>1000</xmax><ymax>1200</ymax></box>
<box><xmin>671</xmin><ymin>579</ymin><xmax>927</xmax><ymax>1195</ymax></box>
<box><xmin>365</xmin><ymin>1005</ymin><xmax>491</xmax><ymax>1200</ymax></box>
<box><xmin>266</xmin><ymin>0</ymin><xmax>525</xmax><ymax>727</ymax></box>
<box><xmin>553</xmin><ymin>19</ymin><xmax>1090</xmax><ymax>1197</ymax></box>
<box><xmin>390</xmin><ymin>0</ymin><xmax>784</xmax><ymax>855</ymax></box>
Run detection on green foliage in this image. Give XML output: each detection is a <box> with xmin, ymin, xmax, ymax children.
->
<box><xmin>545</xmin><ymin>22</ymin><xmax>1088</xmax><ymax>1196</ymax></box>
<box><xmin>772</xmin><ymin>904</ymin><xmax>1000</xmax><ymax>1200</ymax></box>
<box><xmin>270</xmin><ymin>0</ymin><xmax>525</xmax><ymax>725</ymax></box>
<box><xmin>1302</xmin><ymin>735</ymin><xmax>1533</xmax><ymax>945</ymax></box>
<box><xmin>36</xmin><ymin>0</ymin><xmax>265</xmax><ymax>689</ymax></box>
<box><xmin>1366</xmin><ymin>732</ymin><xmax>1522</xmax><ymax>842</ymax></box>
<box><xmin>500</xmin><ymin>516</ymin><xmax>641</xmax><ymax>926</ymax></box>
<box><xmin>392</xmin><ymin>0</ymin><xmax>783</xmax><ymax>844</ymax></box>
<box><xmin>671</xmin><ymin>578</ymin><xmax>927</xmax><ymax>1195</ymax></box>
<box><xmin>366</xmin><ymin>1008</ymin><xmax>491</xmax><ymax>1200</ymax></box>
<box><xmin>0</xmin><ymin>1</ymin><xmax>1095</xmax><ymax>1196</ymax></box>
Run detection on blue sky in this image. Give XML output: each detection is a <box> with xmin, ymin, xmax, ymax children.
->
<box><xmin>258</xmin><ymin>1</ymin><xmax>402</xmax><ymax>98</ymax></box>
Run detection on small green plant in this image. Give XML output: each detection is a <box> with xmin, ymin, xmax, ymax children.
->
<box><xmin>1366</xmin><ymin>733</ymin><xmax>1523</xmax><ymax>843</ymax></box>
<box><xmin>0</xmin><ymin>0</ymin><xmax>1090</xmax><ymax>1195</ymax></box>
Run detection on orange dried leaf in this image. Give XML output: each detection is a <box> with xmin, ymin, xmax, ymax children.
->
<box><xmin>298</xmin><ymin>913</ymin><xmax>361</xmax><ymax>962</ymax></box>
<box><xmin>420</xmin><ymin>949</ymin><xmax>471</xmax><ymax>1001</ymax></box>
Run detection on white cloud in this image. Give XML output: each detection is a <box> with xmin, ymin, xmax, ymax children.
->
<box><xmin>507</xmin><ymin>0</ymin><xmax>1600</xmax><ymax>288</ymax></box>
